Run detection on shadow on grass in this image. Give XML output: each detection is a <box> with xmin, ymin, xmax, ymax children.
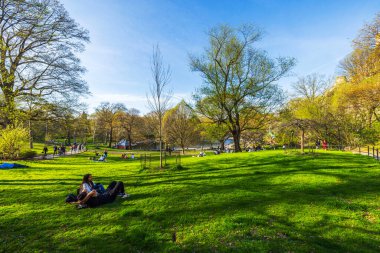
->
<box><xmin>1</xmin><ymin>151</ymin><xmax>379</xmax><ymax>252</ymax></box>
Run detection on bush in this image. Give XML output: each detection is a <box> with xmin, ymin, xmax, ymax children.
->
<box><xmin>19</xmin><ymin>150</ymin><xmax>37</xmax><ymax>159</ymax></box>
<box><xmin>172</xmin><ymin>164</ymin><xmax>186</xmax><ymax>170</ymax></box>
<box><xmin>0</xmin><ymin>125</ymin><xmax>29</xmax><ymax>160</ymax></box>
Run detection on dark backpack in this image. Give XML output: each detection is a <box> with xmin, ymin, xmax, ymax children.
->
<box><xmin>65</xmin><ymin>194</ymin><xmax>78</xmax><ymax>203</ymax></box>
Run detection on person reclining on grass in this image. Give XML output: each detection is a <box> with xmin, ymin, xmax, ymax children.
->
<box><xmin>77</xmin><ymin>181</ymin><xmax>129</xmax><ymax>208</ymax></box>
<box><xmin>80</xmin><ymin>174</ymin><xmax>105</xmax><ymax>195</ymax></box>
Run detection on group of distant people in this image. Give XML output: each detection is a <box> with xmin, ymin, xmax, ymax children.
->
<box><xmin>90</xmin><ymin>150</ymin><xmax>108</xmax><ymax>161</ymax></box>
<box><xmin>70</xmin><ymin>143</ymin><xmax>86</xmax><ymax>154</ymax></box>
<box><xmin>52</xmin><ymin>143</ymin><xmax>86</xmax><ymax>156</ymax></box>
<box><xmin>247</xmin><ymin>145</ymin><xmax>263</xmax><ymax>152</ymax></box>
<box><xmin>42</xmin><ymin>144</ymin><xmax>66</xmax><ymax>157</ymax></box>
<box><xmin>66</xmin><ymin>174</ymin><xmax>130</xmax><ymax>208</ymax></box>
<box><xmin>121</xmin><ymin>153</ymin><xmax>135</xmax><ymax>159</ymax></box>
<box><xmin>41</xmin><ymin>143</ymin><xmax>86</xmax><ymax>158</ymax></box>
<box><xmin>315</xmin><ymin>139</ymin><xmax>328</xmax><ymax>150</ymax></box>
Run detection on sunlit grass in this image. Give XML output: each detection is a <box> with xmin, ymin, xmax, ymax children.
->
<box><xmin>0</xmin><ymin>150</ymin><xmax>379</xmax><ymax>252</ymax></box>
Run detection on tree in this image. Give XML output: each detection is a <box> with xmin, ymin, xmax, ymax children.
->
<box><xmin>292</xmin><ymin>74</ymin><xmax>330</xmax><ymax>100</ymax></box>
<box><xmin>73</xmin><ymin>112</ymin><xmax>91</xmax><ymax>144</ymax></box>
<box><xmin>95</xmin><ymin>102</ymin><xmax>126</xmax><ymax>148</ymax></box>
<box><xmin>336</xmin><ymin>12</ymin><xmax>380</xmax><ymax>145</ymax></box>
<box><xmin>283</xmin><ymin>74</ymin><xmax>331</xmax><ymax>153</ymax></box>
<box><xmin>163</xmin><ymin>101</ymin><xmax>200</xmax><ymax>154</ymax></box>
<box><xmin>147</xmin><ymin>45</ymin><xmax>172</xmax><ymax>168</ymax></box>
<box><xmin>280</xmin><ymin>100</ymin><xmax>312</xmax><ymax>153</ymax></box>
<box><xmin>139</xmin><ymin>112</ymin><xmax>159</xmax><ymax>148</ymax></box>
<box><xmin>190</xmin><ymin>24</ymin><xmax>295</xmax><ymax>152</ymax></box>
<box><xmin>194</xmin><ymin>95</ymin><xmax>229</xmax><ymax>149</ymax></box>
<box><xmin>199</xmin><ymin>119</ymin><xmax>229</xmax><ymax>150</ymax></box>
<box><xmin>118</xmin><ymin>108</ymin><xmax>140</xmax><ymax>150</ymax></box>
<box><xmin>0</xmin><ymin>0</ymin><xmax>89</xmax><ymax>126</ymax></box>
<box><xmin>340</xmin><ymin>13</ymin><xmax>380</xmax><ymax>84</ymax></box>
<box><xmin>21</xmin><ymin>94</ymin><xmax>47</xmax><ymax>148</ymax></box>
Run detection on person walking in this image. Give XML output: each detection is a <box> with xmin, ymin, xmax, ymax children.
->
<box><xmin>322</xmin><ymin>140</ymin><xmax>328</xmax><ymax>150</ymax></box>
<box><xmin>53</xmin><ymin>145</ymin><xmax>58</xmax><ymax>156</ymax></box>
<box><xmin>43</xmin><ymin>146</ymin><xmax>48</xmax><ymax>158</ymax></box>
<box><xmin>315</xmin><ymin>140</ymin><xmax>321</xmax><ymax>149</ymax></box>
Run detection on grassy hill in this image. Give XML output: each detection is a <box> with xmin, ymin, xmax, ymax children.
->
<box><xmin>0</xmin><ymin>150</ymin><xmax>379</xmax><ymax>252</ymax></box>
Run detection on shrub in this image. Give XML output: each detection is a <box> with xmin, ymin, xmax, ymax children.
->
<box><xmin>0</xmin><ymin>125</ymin><xmax>29</xmax><ymax>160</ymax></box>
<box><xmin>172</xmin><ymin>164</ymin><xmax>186</xmax><ymax>170</ymax></box>
<box><xmin>19</xmin><ymin>150</ymin><xmax>37</xmax><ymax>159</ymax></box>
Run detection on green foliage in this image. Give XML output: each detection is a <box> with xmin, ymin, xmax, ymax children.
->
<box><xmin>0</xmin><ymin>125</ymin><xmax>29</xmax><ymax>159</ymax></box>
<box><xmin>171</xmin><ymin>164</ymin><xmax>186</xmax><ymax>170</ymax></box>
<box><xmin>19</xmin><ymin>150</ymin><xmax>37</xmax><ymax>159</ymax></box>
<box><xmin>163</xmin><ymin>101</ymin><xmax>200</xmax><ymax>153</ymax></box>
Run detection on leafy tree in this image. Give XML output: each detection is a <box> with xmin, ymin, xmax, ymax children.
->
<box><xmin>95</xmin><ymin>102</ymin><xmax>126</xmax><ymax>148</ymax></box>
<box><xmin>190</xmin><ymin>24</ymin><xmax>295</xmax><ymax>152</ymax></box>
<box><xmin>117</xmin><ymin>108</ymin><xmax>141</xmax><ymax>150</ymax></box>
<box><xmin>73</xmin><ymin>112</ymin><xmax>91</xmax><ymax>144</ymax></box>
<box><xmin>199</xmin><ymin>119</ymin><xmax>229</xmax><ymax>150</ymax></box>
<box><xmin>336</xmin><ymin>12</ymin><xmax>380</xmax><ymax>145</ymax></box>
<box><xmin>281</xmin><ymin>74</ymin><xmax>330</xmax><ymax>153</ymax></box>
<box><xmin>0</xmin><ymin>0</ymin><xmax>89</xmax><ymax>126</ymax></box>
<box><xmin>139</xmin><ymin>112</ymin><xmax>159</xmax><ymax>147</ymax></box>
<box><xmin>163</xmin><ymin>101</ymin><xmax>200</xmax><ymax>154</ymax></box>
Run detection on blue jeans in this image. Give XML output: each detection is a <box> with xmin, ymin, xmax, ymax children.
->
<box><xmin>94</xmin><ymin>183</ymin><xmax>105</xmax><ymax>193</ymax></box>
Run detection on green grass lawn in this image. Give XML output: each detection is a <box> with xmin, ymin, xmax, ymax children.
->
<box><xmin>0</xmin><ymin>150</ymin><xmax>379</xmax><ymax>252</ymax></box>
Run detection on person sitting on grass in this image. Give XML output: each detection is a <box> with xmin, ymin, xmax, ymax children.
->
<box><xmin>77</xmin><ymin>181</ymin><xmax>129</xmax><ymax>208</ymax></box>
<box><xmin>198</xmin><ymin>151</ymin><xmax>206</xmax><ymax>157</ymax></box>
<box><xmin>98</xmin><ymin>155</ymin><xmax>106</xmax><ymax>162</ymax></box>
<box><xmin>80</xmin><ymin>174</ymin><xmax>105</xmax><ymax>195</ymax></box>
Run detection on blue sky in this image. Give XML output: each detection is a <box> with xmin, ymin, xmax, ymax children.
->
<box><xmin>61</xmin><ymin>0</ymin><xmax>380</xmax><ymax>114</ymax></box>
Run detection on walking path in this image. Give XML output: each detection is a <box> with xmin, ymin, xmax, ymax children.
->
<box><xmin>35</xmin><ymin>150</ymin><xmax>87</xmax><ymax>160</ymax></box>
<box><xmin>352</xmin><ymin>150</ymin><xmax>380</xmax><ymax>161</ymax></box>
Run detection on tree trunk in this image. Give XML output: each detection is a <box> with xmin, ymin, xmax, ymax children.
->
<box><xmin>67</xmin><ymin>129</ymin><xmax>71</xmax><ymax>146</ymax></box>
<box><xmin>219</xmin><ymin>139</ymin><xmax>225</xmax><ymax>151</ymax></box>
<box><xmin>301</xmin><ymin>129</ymin><xmax>305</xmax><ymax>154</ymax></box>
<box><xmin>73</xmin><ymin>129</ymin><xmax>77</xmax><ymax>144</ymax></box>
<box><xmin>128</xmin><ymin>133</ymin><xmax>132</xmax><ymax>150</ymax></box>
<box><xmin>92</xmin><ymin>126</ymin><xmax>96</xmax><ymax>144</ymax></box>
<box><xmin>3</xmin><ymin>89</ymin><xmax>16</xmax><ymax>126</ymax></box>
<box><xmin>232</xmin><ymin>128</ymin><xmax>242</xmax><ymax>152</ymax></box>
<box><xmin>29</xmin><ymin>119</ymin><xmax>33</xmax><ymax>149</ymax></box>
<box><xmin>159</xmin><ymin>116</ymin><xmax>163</xmax><ymax>169</ymax></box>
<box><xmin>108</xmin><ymin>127</ymin><xmax>113</xmax><ymax>148</ymax></box>
<box><xmin>45</xmin><ymin>121</ymin><xmax>49</xmax><ymax>144</ymax></box>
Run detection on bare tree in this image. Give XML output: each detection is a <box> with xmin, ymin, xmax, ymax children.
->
<box><xmin>292</xmin><ymin>73</ymin><xmax>330</xmax><ymax>100</ymax></box>
<box><xmin>147</xmin><ymin>45</ymin><xmax>172</xmax><ymax>168</ymax></box>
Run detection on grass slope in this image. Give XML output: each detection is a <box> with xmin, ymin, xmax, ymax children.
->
<box><xmin>0</xmin><ymin>151</ymin><xmax>379</xmax><ymax>252</ymax></box>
